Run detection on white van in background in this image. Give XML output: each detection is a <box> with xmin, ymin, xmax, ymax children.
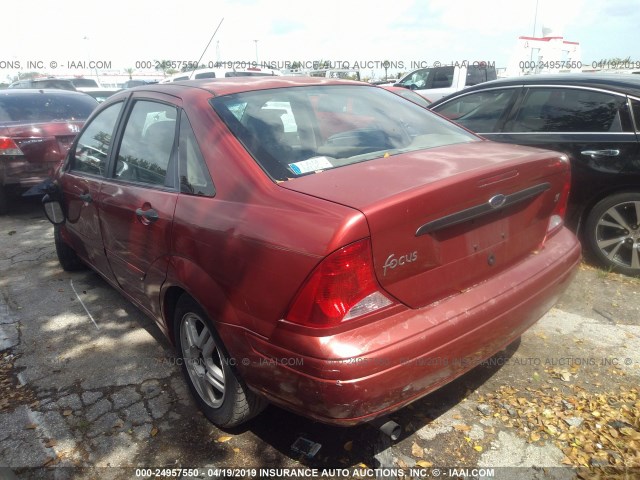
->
<box><xmin>394</xmin><ymin>64</ymin><xmax>497</xmax><ymax>101</ymax></box>
<box><xmin>159</xmin><ymin>66</ymin><xmax>282</xmax><ymax>83</ymax></box>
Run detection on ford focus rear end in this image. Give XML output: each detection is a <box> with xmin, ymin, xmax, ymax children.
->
<box><xmin>200</xmin><ymin>82</ymin><xmax>580</xmax><ymax>425</ymax></box>
<box><xmin>50</xmin><ymin>78</ymin><xmax>580</xmax><ymax>427</ymax></box>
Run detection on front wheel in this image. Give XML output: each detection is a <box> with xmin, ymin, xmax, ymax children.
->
<box><xmin>173</xmin><ymin>295</ymin><xmax>267</xmax><ymax>428</ymax></box>
<box><xmin>54</xmin><ymin>226</ymin><xmax>85</xmax><ymax>271</ymax></box>
<box><xmin>584</xmin><ymin>192</ymin><xmax>640</xmax><ymax>276</ymax></box>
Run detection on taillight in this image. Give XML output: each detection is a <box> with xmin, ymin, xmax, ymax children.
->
<box><xmin>545</xmin><ymin>163</ymin><xmax>571</xmax><ymax>239</ymax></box>
<box><xmin>0</xmin><ymin>137</ymin><xmax>24</xmax><ymax>156</ymax></box>
<box><xmin>285</xmin><ymin>238</ymin><xmax>394</xmax><ymax>327</ymax></box>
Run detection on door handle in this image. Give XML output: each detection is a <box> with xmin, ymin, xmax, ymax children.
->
<box><xmin>581</xmin><ymin>149</ymin><xmax>620</xmax><ymax>158</ymax></box>
<box><xmin>79</xmin><ymin>193</ymin><xmax>93</xmax><ymax>203</ymax></box>
<box><xmin>135</xmin><ymin>208</ymin><xmax>159</xmax><ymax>223</ymax></box>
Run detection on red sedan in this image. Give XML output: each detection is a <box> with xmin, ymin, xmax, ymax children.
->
<box><xmin>0</xmin><ymin>89</ymin><xmax>97</xmax><ymax>213</ymax></box>
<box><xmin>44</xmin><ymin>77</ymin><xmax>581</xmax><ymax>428</ymax></box>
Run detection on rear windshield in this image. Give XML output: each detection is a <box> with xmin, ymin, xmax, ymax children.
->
<box><xmin>211</xmin><ymin>85</ymin><xmax>476</xmax><ymax>181</ymax></box>
<box><xmin>0</xmin><ymin>93</ymin><xmax>97</xmax><ymax>122</ymax></box>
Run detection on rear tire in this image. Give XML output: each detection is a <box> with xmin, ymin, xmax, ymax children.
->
<box><xmin>173</xmin><ymin>295</ymin><xmax>267</xmax><ymax>428</ymax></box>
<box><xmin>54</xmin><ymin>226</ymin><xmax>85</xmax><ymax>271</ymax></box>
<box><xmin>584</xmin><ymin>192</ymin><xmax>640</xmax><ymax>276</ymax></box>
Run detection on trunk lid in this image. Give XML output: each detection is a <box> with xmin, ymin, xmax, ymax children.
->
<box><xmin>1</xmin><ymin>121</ymin><xmax>83</xmax><ymax>177</ymax></box>
<box><xmin>281</xmin><ymin>141</ymin><xmax>570</xmax><ymax>308</ymax></box>
<box><xmin>2</xmin><ymin>121</ymin><xmax>82</xmax><ymax>159</ymax></box>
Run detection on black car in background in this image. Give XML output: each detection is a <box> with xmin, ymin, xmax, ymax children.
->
<box><xmin>430</xmin><ymin>74</ymin><xmax>640</xmax><ymax>275</ymax></box>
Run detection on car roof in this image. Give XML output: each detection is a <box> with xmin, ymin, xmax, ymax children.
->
<box><xmin>432</xmin><ymin>73</ymin><xmax>640</xmax><ymax>105</ymax></box>
<box><xmin>131</xmin><ymin>76</ymin><xmax>367</xmax><ymax>97</ymax></box>
<box><xmin>0</xmin><ymin>89</ymin><xmax>92</xmax><ymax>98</ymax></box>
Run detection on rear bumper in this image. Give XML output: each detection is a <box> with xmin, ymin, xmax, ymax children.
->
<box><xmin>226</xmin><ymin>227</ymin><xmax>581</xmax><ymax>425</ymax></box>
<box><xmin>0</xmin><ymin>158</ymin><xmax>55</xmax><ymax>188</ymax></box>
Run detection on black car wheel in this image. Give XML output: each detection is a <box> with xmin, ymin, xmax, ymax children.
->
<box><xmin>173</xmin><ymin>295</ymin><xmax>267</xmax><ymax>428</ymax></box>
<box><xmin>584</xmin><ymin>193</ymin><xmax>640</xmax><ymax>276</ymax></box>
<box><xmin>54</xmin><ymin>226</ymin><xmax>85</xmax><ymax>271</ymax></box>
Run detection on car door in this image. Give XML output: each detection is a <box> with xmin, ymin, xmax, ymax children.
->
<box><xmin>98</xmin><ymin>93</ymin><xmax>180</xmax><ymax>317</ymax></box>
<box><xmin>60</xmin><ymin>100</ymin><xmax>125</xmax><ymax>281</ymax></box>
<box><xmin>489</xmin><ymin>86</ymin><xmax>640</xmax><ymax>224</ymax></box>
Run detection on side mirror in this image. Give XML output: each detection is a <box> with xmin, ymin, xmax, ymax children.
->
<box><xmin>42</xmin><ymin>193</ymin><xmax>66</xmax><ymax>225</ymax></box>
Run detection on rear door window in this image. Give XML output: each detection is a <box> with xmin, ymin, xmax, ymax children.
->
<box><xmin>507</xmin><ymin>88</ymin><xmax>628</xmax><ymax>133</ymax></box>
<box><xmin>430</xmin><ymin>66</ymin><xmax>454</xmax><ymax>88</ymax></box>
<box><xmin>115</xmin><ymin>101</ymin><xmax>178</xmax><ymax>187</ymax></box>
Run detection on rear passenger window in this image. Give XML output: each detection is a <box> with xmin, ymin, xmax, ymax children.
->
<box><xmin>73</xmin><ymin>102</ymin><xmax>123</xmax><ymax>176</ymax></box>
<box><xmin>178</xmin><ymin>111</ymin><xmax>215</xmax><ymax>196</ymax></box>
<box><xmin>115</xmin><ymin>101</ymin><xmax>177</xmax><ymax>187</ymax></box>
<box><xmin>508</xmin><ymin>88</ymin><xmax>627</xmax><ymax>133</ymax></box>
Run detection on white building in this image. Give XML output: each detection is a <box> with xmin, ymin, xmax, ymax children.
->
<box><xmin>506</xmin><ymin>23</ymin><xmax>582</xmax><ymax>77</ymax></box>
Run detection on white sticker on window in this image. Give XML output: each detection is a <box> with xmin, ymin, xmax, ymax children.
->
<box><xmin>288</xmin><ymin>157</ymin><xmax>333</xmax><ymax>175</ymax></box>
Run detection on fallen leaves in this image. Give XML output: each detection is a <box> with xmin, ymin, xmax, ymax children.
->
<box><xmin>0</xmin><ymin>352</ymin><xmax>37</xmax><ymax>412</ymax></box>
<box><xmin>216</xmin><ymin>435</ymin><xmax>232</xmax><ymax>443</ymax></box>
<box><xmin>411</xmin><ymin>442</ymin><xmax>424</xmax><ymax>458</ymax></box>
<box><xmin>482</xmin><ymin>384</ymin><xmax>640</xmax><ymax>467</ymax></box>
<box><xmin>453</xmin><ymin>424</ymin><xmax>472</xmax><ymax>432</ymax></box>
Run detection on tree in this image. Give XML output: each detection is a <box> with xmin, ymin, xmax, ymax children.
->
<box><xmin>124</xmin><ymin>68</ymin><xmax>134</xmax><ymax>80</ymax></box>
<box><xmin>11</xmin><ymin>71</ymin><xmax>42</xmax><ymax>82</ymax></box>
<box><xmin>155</xmin><ymin>60</ymin><xmax>174</xmax><ymax>77</ymax></box>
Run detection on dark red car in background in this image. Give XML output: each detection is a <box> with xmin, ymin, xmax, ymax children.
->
<box><xmin>0</xmin><ymin>89</ymin><xmax>98</xmax><ymax>213</ymax></box>
<box><xmin>44</xmin><ymin>77</ymin><xmax>581</xmax><ymax>429</ymax></box>
<box><xmin>381</xmin><ymin>85</ymin><xmax>432</xmax><ymax>107</ymax></box>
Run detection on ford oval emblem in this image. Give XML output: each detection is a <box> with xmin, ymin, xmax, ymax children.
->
<box><xmin>488</xmin><ymin>194</ymin><xmax>507</xmax><ymax>209</ymax></box>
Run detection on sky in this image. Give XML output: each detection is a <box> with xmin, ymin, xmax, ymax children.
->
<box><xmin>2</xmin><ymin>0</ymin><xmax>639</xmax><ymax>82</ymax></box>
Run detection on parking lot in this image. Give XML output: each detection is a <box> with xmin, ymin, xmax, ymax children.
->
<box><xmin>1</xmin><ymin>198</ymin><xmax>639</xmax><ymax>479</ymax></box>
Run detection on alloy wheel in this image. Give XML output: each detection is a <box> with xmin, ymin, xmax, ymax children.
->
<box><xmin>595</xmin><ymin>200</ymin><xmax>640</xmax><ymax>271</ymax></box>
<box><xmin>179</xmin><ymin>313</ymin><xmax>226</xmax><ymax>408</ymax></box>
